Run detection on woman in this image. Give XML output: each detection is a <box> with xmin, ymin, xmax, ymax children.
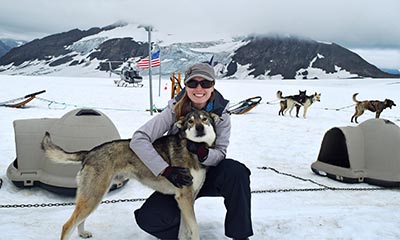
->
<box><xmin>130</xmin><ymin>63</ymin><xmax>253</xmax><ymax>240</ymax></box>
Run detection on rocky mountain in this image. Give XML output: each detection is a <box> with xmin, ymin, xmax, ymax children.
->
<box><xmin>0</xmin><ymin>23</ymin><xmax>398</xmax><ymax>79</ymax></box>
<box><xmin>228</xmin><ymin>36</ymin><xmax>397</xmax><ymax>79</ymax></box>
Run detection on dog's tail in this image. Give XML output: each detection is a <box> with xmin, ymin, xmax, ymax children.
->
<box><xmin>276</xmin><ymin>90</ymin><xmax>285</xmax><ymax>100</ymax></box>
<box><xmin>352</xmin><ymin>93</ymin><xmax>360</xmax><ymax>103</ymax></box>
<box><xmin>41</xmin><ymin>132</ymin><xmax>86</xmax><ymax>163</ymax></box>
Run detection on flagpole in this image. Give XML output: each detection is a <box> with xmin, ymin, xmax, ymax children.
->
<box><xmin>158</xmin><ymin>46</ymin><xmax>162</xmax><ymax>97</ymax></box>
<box><xmin>146</xmin><ymin>26</ymin><xmax>154</xmax><ymax>116</ymax></box>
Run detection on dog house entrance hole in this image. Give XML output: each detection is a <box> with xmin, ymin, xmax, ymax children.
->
<box><xmin>317</xmin><ymin>127</ymin><xmax>350</xmax><ymax>168</ymax></box>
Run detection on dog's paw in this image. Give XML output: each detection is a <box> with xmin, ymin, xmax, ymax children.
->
<box><xmin>79</xmin><ymin>231</ymin><xmax>93</xmax><ymax>238</ymax></box>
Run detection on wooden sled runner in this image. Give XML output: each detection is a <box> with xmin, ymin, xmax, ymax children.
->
<box><xmin>0</xmin><ymin>90</ymin><xmax>46</xmax><ymax>108</ymax></box>
<box><xmin>228</xmin><ymin>96</ymin><xmax>262</xmax><ymax>114</ymax></box>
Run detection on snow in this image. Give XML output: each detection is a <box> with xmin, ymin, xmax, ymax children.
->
<box><xmin>1</xmin><ymin>75</ymin><xmax>400</xmax><ymax>240</ymax></box>
<box><xmin>295</xmin><ymin>54</ymin><xmax>358</xmax><ymax>80</ymax></box>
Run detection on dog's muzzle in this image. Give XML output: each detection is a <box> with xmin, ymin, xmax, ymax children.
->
<box><xmin>195</xmin><ymin>124</ymin><xmax>206</xmax><ymax>137</ymax></box>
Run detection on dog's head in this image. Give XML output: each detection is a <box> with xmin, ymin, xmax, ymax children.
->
<box><xmin>384</xmin><ymin>99</ymin><xmax>396</xmax><ymax>109</ymax></box>
<box><xmin>298</xmin><ymin>90</ymin><xmax>307</xmax><ymax>102</ymax></box>
<box><xmin>313</xmin><ymin>92</ymin><xmax>321</xmax><ymax>102</ymax></box>
<box><xmin>176</xmin><ymin>110</ymin><xmax>219</xmax><ymax>147</ymax></box>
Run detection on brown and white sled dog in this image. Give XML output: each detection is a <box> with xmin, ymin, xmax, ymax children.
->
<box><xmin>351</xmin><ymin>93</ymin><xmax>396</xmax><ymax>123</ymax></box>
<box><xmin>41</xmin><ymin>110</ymin><xmax>219</xmax><ymax>240</ymax></box>
<box><xmin>283</xmin><ymin>92</ymin><xmax>321</xmax><ymax>118</ymax></box>
<box><xmin>276</xmin><ymin>90</ymin><xmax>307</xmax><ymax>116</ymax></box>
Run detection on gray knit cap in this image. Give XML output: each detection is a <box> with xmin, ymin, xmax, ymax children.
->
<box><xmin>184</xmin><ymin>63</ymin><xmax>215</xmax><ymax>83</ymax></box>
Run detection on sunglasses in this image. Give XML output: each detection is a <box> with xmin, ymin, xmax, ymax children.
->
<box><xmin>186</xmin><ymin>80</ymin><xmax>214</xmax><ymax>89</ymax></box>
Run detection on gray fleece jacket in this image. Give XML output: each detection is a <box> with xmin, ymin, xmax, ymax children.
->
<box><xmin>130</xmin><ymin>90</ymin><xmax>231</xmax><ymax>176</ymax></box>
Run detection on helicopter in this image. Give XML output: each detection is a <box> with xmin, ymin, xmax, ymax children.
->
<box><xmin>107</xmin><ymin>60</ymin><xmax>144</xmax><ymax>88</ymax></box>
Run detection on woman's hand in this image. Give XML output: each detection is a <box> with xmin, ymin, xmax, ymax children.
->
<box><xmin>161</xmin><ymin>166</ymin><xmax>193</xmax><ymax>188</ymax></box>
<box><xmin>186</xmin><ymin>140</ymin><xmax>209</xmax><ymax>162</ymax></box>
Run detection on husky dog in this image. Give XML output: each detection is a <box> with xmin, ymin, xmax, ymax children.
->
<box><xmin>276</xmin><ymin>90</ymin><xmax>307</xmax><ymax>116</ymax></box>
<box><xmin>41</xmin><ymin>110</ymin><xmax>219</xmax><ymax>240</ymax></box>
<box><xmin>351</xmin><ymin>93</ymin><xmax>396</xmax><ymax>123</ymax></box>
<box><xmin>280</xmin><ymin>92</ymin><xmax>321</xmax><ymax>118</ymax></box>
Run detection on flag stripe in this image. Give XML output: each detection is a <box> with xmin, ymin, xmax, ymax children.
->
<box><xmin>136</xmin><ymin>59</ymin><xmax>160</xmax><ymax>68</ymax></box>
<box><xmin>136</xmin><ymin>50</ymin><xmax>161</xmax><ymax>69</ymax></box>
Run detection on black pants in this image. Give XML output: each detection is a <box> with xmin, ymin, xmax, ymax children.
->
<box><xmin>134</xmin><ymin>159</ymin><xmax>253</xmax><ymax>239</ymax></box>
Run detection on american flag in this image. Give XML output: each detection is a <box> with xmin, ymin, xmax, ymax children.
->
<box><xmin>136</xmin><ymin>50</ymin><xmax>161</xmax><ymax>69</ymax></box>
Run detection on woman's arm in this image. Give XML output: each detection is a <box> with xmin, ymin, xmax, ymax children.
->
<box><xmin>129</xmin><ymin>106</ymin><xmax>175</xmax><ymax>176</ymax></box>
<box><xmin>202</xmin><ymin>111</ymin><xmax>231</xmax><ymax>166</ymax></box>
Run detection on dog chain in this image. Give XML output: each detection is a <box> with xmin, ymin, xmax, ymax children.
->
<box><xmin>0</xmin><ymin>167</ymin><xmax>387</xmax><ymax>209</ymax></box>
<box><xmin>264</xmin><ymin>99</ymin><xmax>280</xmax><ymax>105</ymax></box>
<box><xmin>257</xmin><ymin>166</ymin><xmax>386</xmax><ymax>192</ymax></box>
<box><xmin>0</xmin><ymin>198</ymin><xmax>147</xmax><ymax>209</ymax></box>
<box><xmin>323</xmin><ymin>103</ymin><xmax>355</xmax><ymax>111</ymax></box>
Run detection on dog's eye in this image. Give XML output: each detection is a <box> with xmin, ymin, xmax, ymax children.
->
<box><xmin>202</xmin><ymin>117</ymin><xmax>208</xmax><ymax>122</ymax></box>
<box><xmin>188</xmin><ymin>119</ymin><xmax>194</xmax><ymax>124</ymax></box>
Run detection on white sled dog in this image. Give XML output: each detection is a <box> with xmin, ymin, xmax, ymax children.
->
<box><xmin>41</xmin><ymin>110</ymin><xmax>219</xmax><ymax>240</ymax></box>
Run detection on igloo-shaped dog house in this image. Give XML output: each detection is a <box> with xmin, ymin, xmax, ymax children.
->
<box><xmin>7</xmin><ymin>108</ymin><xmax>127</xmax><ymax>195</ymax></box>
<box><xmin>311</xmin><ymin>118</ymin><xmax>400</xmax><ymax>187</ymax></box>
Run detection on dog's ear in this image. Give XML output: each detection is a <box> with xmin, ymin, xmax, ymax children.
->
<box><xmin>175</xmin><ymin>116</ymin><xmax>186</xmax><ymax>129</ymax></box>
<box><xmin>299</xmin><ymin>90</ymin><xmax>307</xmax><ymax>96</ymax></box>
<box><xmin>209</xmin><ymin>113</ymin><xmax>220</xmax><ymax>123</ymax></box>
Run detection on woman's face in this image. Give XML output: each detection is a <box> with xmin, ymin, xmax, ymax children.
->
<box><xmin>185</xmin><ymin>77</ymin><xmax>214</xmax><ymax>109</ymax></box>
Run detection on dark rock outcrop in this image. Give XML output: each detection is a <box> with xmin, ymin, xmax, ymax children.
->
<box><xmin>89</xmin><ymin>38</ymin><xmax>149</xmax><ymax>70</ymax></box>
<box><xmin>0</xmin><ymin>27</ymin><xmax>108</xmax><ymax>66</ymax></box>
<box><xmin>230</xmin><ymin>36</ymin><xmax>398</xmax><ymax>79</ymax></box>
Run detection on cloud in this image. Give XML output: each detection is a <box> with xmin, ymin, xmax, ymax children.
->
<box><xmin>351</xmin><ymin>48</ymin><xmax>400</xmax><ymax>69</ymax></box>
<box><xmin>0</xmin><ymin>0</ymin><xmax>399</xmax><ymax>68</ymax></box>
<box><xmin>1</xmin><ymin>0</ymin><xmax>399</xmax><ymax>48</ymax></box>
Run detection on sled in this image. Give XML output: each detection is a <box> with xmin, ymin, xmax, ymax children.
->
<box><xmin>0</xmin><ymin>90</ymin><xmax>46</xmax><ymax>108</ymax></box>
<box><xmin>146</xmin><ymin>106</ymin><xmax>165</xmax><ymax>113</ymax></box>
<box><xmin>228</xmin><ymin>96</ymin><xmax>262</xmax><ymax>114</ymax></box>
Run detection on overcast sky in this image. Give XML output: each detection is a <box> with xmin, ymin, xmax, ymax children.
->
<box><xmin>1</xmin><ymin>0</ymin><xmax>399</xmax><ymax>68</ymax></box>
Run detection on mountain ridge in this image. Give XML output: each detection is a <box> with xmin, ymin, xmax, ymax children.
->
<box><xmin>0</xmin><ymin>24</ymin><xmax>398</xmax><ymax>79</ymax></box>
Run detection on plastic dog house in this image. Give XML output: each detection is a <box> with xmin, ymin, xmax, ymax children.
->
<box><xmin>7</xmin><ymin>108</ymin><xmax>127</xmax><ymax>196</ymax></box>
<box><xmin>311</xmin><ymin>118</ymin><xmax>400</xmax><ymax>187</ymax></box>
